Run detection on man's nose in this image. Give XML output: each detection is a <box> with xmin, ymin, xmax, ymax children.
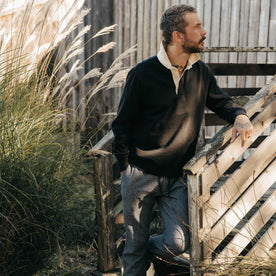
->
<box><xmin>201</xmin><ymin>27</ymin><xmax>207</xmax><ymax>36</ymax></box>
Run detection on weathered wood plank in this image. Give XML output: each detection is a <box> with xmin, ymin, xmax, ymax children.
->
<box><xmin>124</xmin><ymin>0</ymin><xmax>130</xmax><ymax>66</ymax></box>
<box><xmin>237</xmin><ymin>0</ymin><xmax>249</xmax><ymax>88</ymax></box>
<box><xmin>222</xmin><ymin>87</ymin><xmax>260</xmax><ymax>96</ymax></box>
<box><xmin>203</xmin><ymin>46</ymin><xmax>276</xmax><ymax>52</ymax></box>
<box><xmin>219</xmin><ymin>0</ymin><xmax>231</xmax><ymax>88</ymax></box>
<box><xmin>199</xmin><ymin>98</ymin><xmax>276</xmax><ymax>200</ymax></box>
<box><xmin>210</xmin><ymin>0</ymin><xmax>220</xmax><ymax>63</ymax></box>
<box><xmin>130</xmin><ymin>0</ymin><xmax>137</xmax><ymax>67</ymax></box>
<box><xmin>202</xmin><ymin>128</ymin><xmax>276</xmax><ymax>230</ymax></box>
<box><xmin>256</xmin><ymin>0</ymin><xmax>270</xmax><ymax>88</ymax></box>
<box><xmin>94</xmin><ymin>152</ymin><xmax>116</xmax><ymax>272</ymax></box>
<box><xmin>137</xmin><ymin>0</ymin><xmax>144</xmax><ymax>62</ymax></box>
<box><xmin>90</xmin><ymin>130</ymin><xmax>114</xmax><ymax>153</ymax></box>
<box><xmin>202</xmin><ymin>0</ymin><xmax>212</xmax><ymax>63</ymax></box>
<box><xmin>267</xmin><ymin>0</ymin><xmax>276</xmax><ymax>84</ymax></box>
<box><xmin>246</xmin><ymin>221</ymin><xmax>276</xmax><ymax>259</ymax></box>
<box><xmin>143</xmin><ymin>0</ymin><xmax>150</xmax><ymax>59</ymax></box>
<box><xmin>200</xmin><ymin>159</ymin><xmax>276</xmax><ymax>258</ymax></box>
<box><xmin>184</xmin><ymin>75</ymin><xmax>276</xmax><ymax>175</ymax></box>
<box><xmin>208</xmin><ymin>63</ymin><xmax>276</xmax><ymax>76</ymax></box>
<box><xmin>156</xmin><ymin>0</ymin><xmax>163</xmax><ymax>50</ymax></box>
<box><xmin>228</xmin><ymin>0</ymin><xmax>240</xmax><ymax>88</ymax></box>
<box><xmin>213</xmin><ymin>190</ymin><xmax>276</xmax><ymax>263</ymax></box>
<box><xmin>206</xmin><ymin>114</ymin><xmax>276</xmax><ymax>126</ymax></box>
<box><xmin>187</xmin><ymin>174</ymin><xmax>201</xmax><ymax>276</ymax></box>
<box><xmin>150</xmin><ymin>0</ymin><xmax>158</xmax><ymax>56</ymax></box>
<box><xmin>246</xmin><ymin>0</ymin><xmax>261</xmax><ymax>87</ymax></box>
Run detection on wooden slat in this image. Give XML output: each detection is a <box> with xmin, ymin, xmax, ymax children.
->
<box><xmin>137</xmin><ymin>0</ymin><xmax>143</xmax><ymax>62</ymax></box>
<box><xmin>124</xmin><ymin>0</ymin><xmax>130</xmax><ymax>64</ymax></box>
<box><xmin>150</xmin><ymin>0</ymin><xmax>158</xmax><ymax>56</ymax></box>
<box><xmin>219</xmin><ymin>0</ymin><xmax>231</xmax><ymax>88</ymax></box>
<box><xmin>184</xmin><ymin>75</ymin><xmax>276</xmax><ymax>175</ymax></box>
<box><xmin>200</xmin><ymin>159</ymin><xmax>276</xmax><ymax>258</ymax></box>
<box><xmin>200</xmin><ymin>98</ymin><xmax>276</xmax><ymax>199</ymax></box>
<box><xmin>237</xmin><ymin>0</ymin><xmax>249</xmax><ymax>88</ymax></box>
<box><xmin>246</xmin><ymin>0</ymin><xmax>260</xmax><ymax>88</ymax></box>
<box><xmin>202</xmin><ymin>129</ymin><xmax>276</xmax><ymax>229</ymax></box>
<box><xmin>142</xmin><ymin>0</ymin><xmax>150</xmax><ymax>59</ymax></box>
<box><xmin>223</xmin><ymin>87</ymin><xmax>260</xmax><ymax>96</ymax></box>
<box><xmin>205</xmin><ymin>136</ymin><xmax>268</xmax><ymax>149</ymax></box>
<box><xmin>267</xmin><ymin>0</ymin><xmax>276</xmax><ymax>84</ymax></box>
<box><xmin>208</xmin><ymin>63</ymin><xmax>276</xmax><ymax>76</ymax></box>
<box><xmin>210</xmin><ymin>0</ymin><xmax>220</xmax><ymax>64</ymax></box>
<box><xmin>187</xmin><ymin>174</ymin><xmax>201</xmax><ymax>276</ymax></box>
<box><xmin>246</xmin><ymin>221</ymin><xmax>276</xmax><ymax>259</ymax></box>
<box><xmin>203</xmin><ymin>46</ymin><xmax>276</xmax><ymax>52</ymax></box>
<box><xmin>202</xmin><ymin>0</ymin><xmax>212</xmax><ymax>63</ymax></box>
<box><xmin>89</xmin><ymin>130</ymin><xmax>114</xmax><ymax>153</ymax></box>
<box><xmin>130</xmin><ymin>0</ymin><xmax>137</xmax><ymax>67</ymax></box>
<box><xmin>116</xmin><ymin>0</ymin><xmax>123</xmax><ymax>65</ymax></box>
<box><xmin>156</xmin><ymin>0</ymin><xmax>163</xmax><ymax>50</ymax></box>
<box><xmin>256</xmin><ymin>0</ymin><xmax>270</xmax><ymax>88</ymax></box>
<box><xmin>213</xmin><ymin>190</ymin><xmax>276</xmax><ymax>263</ymax></box>
<box><xmin>94</xmin><ymin>152</ymin><xmax>116</xmax><ymax>272</ymax></box>
<box><xmin>206</xmin><ymin>113</ymin><xmax>276</xmax><ymax>126</ymax></box>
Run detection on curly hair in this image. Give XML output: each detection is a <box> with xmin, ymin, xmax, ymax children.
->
<box><xmin>160</xmin><ymin>4</ymin><xmax>197</xmax><ymax>46</ymax></box>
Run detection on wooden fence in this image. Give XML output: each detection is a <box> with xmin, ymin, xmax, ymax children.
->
<box><xmin>113</xmin><ymin>0</ymin><xmax>275</xmax><ymax>78</ymax></box>
<box><xmin>84</xmin><ymin>0</ymin><xmax>276</xmax><ymax>141</ymax></box>
<box><xmin>91</xmin><ymin>59</ymin><xmax>276</xmax><ymax>274</ymax></box>
<box><xmin>184</xmin><ymin>75</ymin><xmax>276</xmax><ymax>274</ymax></box>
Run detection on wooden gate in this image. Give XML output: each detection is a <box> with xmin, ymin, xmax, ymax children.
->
<box><xmin>185</xmin><ymin>75</ymin><xmax>276</xmax><ymax>275</ymax></box>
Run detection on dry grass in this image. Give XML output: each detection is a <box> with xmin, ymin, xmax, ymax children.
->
<box><xmin>0</xmin><ymin>1</ymin><xmax>135</xmax><ymax>275</ymax></box>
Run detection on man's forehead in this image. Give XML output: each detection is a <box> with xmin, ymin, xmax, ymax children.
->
<box><xmin>184</xmin><ymin>12</ymin><xmax>202</xmax><ymax>26</ymax></box>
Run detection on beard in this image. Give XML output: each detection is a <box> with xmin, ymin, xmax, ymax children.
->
<box><xmin>182</xmin><ymin>36</ymin><xmax>206</xmax><ymax>53</ymax></box>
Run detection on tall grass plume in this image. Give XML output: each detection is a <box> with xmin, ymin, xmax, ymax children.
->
<box><xmin>0</xmin><ymin>0</ymin><xmax>134</xmax><ymax>275</ymax></box>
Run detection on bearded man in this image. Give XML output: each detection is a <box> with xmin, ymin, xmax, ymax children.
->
<box><xmin>112</xmin><ymin>4</ymin><xmax>253</xmax><ymax>276</ymax></box>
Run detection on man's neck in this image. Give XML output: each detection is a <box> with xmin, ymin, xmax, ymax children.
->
<box><xmin>166</xmin><ymin>44</ymin><xmax>190</xmax><ymax>69</ymax></box>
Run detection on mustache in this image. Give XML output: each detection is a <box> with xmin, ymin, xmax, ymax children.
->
<box><xmin>199</xmin><ymin>36</ymin><xmax>206</xmax><ymax>43</ymax></box>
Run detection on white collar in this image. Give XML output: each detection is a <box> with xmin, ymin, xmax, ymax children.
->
<box><xmin>157</xmin><ymin>41</ymin><xmax>200</xmax><ymax>71</ymax></box>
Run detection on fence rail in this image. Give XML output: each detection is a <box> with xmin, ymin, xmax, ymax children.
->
<box><xmin>184</xmin><ymin>75</ymin><xmax>276</xmax><ymax>274</ymax></box>
<box><xmin>91</xmin><ymin>66</ymin><xmax>276</xmax><ymax>274</ymax></box>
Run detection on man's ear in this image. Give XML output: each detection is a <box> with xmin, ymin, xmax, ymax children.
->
<box><xmin>172</xmin><ymin>30</ymin><xmax>184</xmax><ymax>43</ymax></box>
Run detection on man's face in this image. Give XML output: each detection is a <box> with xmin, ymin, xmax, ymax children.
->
<box><xmin>180</xmin><ymin>12</ymin><xmax>207</xmax><ymax>53</ymax></box>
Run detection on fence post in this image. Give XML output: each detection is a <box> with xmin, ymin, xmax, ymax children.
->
<box><xmin>187</xmin><ymin>173</ymin><xmax>201</xmax><ymax>276</ymax></box>
<box><xmin>94</xmin><ymin>152</ymin><xmax>116</xmax><ymax>272</ymax></box>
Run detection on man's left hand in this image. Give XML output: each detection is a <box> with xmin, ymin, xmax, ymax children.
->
<box><xmin>231</xmin><ymin>115</ymin><xmax>254</xmax><ymax>147</ymax></box>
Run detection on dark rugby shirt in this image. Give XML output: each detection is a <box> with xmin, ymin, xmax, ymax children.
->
<box><xmin>112</xmin><ymin>53</ymin><xmax>246</xmax><ymax>177</ymax></box>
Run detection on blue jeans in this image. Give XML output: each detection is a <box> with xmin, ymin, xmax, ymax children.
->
<box><xmin>121</xmin><ymin>165</ymin><xmax>190</xmax><ymax>276</ymax></box>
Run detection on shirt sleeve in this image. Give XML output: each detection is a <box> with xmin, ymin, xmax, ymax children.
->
<box><xmin>112</xmin><ymin>68</ymin><xmax>141</xmax><ymax>171</ymax></box>
<box><xmin>206</xmin><ymin>68</ymin><xmax>247</xmax><ymax>124</ymax></box>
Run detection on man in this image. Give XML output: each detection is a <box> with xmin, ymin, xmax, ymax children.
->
<box><xmin>112</xmin><ymin>4</ymin><xmax>253</xmax><ymax>276</ymax></box>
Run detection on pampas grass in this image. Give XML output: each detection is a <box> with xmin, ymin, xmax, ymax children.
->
<box><xmin>0</xmin><ymin>0</ymin><xmax>134</xmax><ymax>275</ymax></box>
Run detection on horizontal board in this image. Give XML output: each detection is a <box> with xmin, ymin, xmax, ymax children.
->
<box><xmin>203</xmin><ymin>47</ymin><xmax>276</xmax><ymax>52</ymax></box>
<box><xmin>205</xmin><ymin>113</ymin><xmax>276</xmax><ymax>126</ymax></box>
<box><xmin>208</xmin><ymin>63</ymin><xmax>276</xmax><ymax>75</ymax></box>
<box><xmin>223</xmin><ymin>87</ymin><xmax>260</xmax><ymax>96</ymax></box>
